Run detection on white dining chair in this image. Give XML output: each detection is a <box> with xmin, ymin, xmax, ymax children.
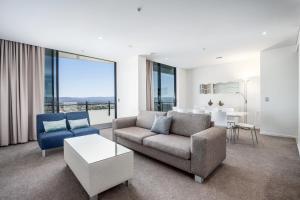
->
<box><xmin>211</xmin><ymin>110</ymin><xmax>236</xmax><ymax>143</ymax></box>
<box><xmin>221</xmin><ymin>107</ymin><xmax>234</xmax><ymax>113</ymax></box>
<box><xmin>235</xmin><ymin>111</ymin><xmax>259</xmax><ymax>146</ymax></box>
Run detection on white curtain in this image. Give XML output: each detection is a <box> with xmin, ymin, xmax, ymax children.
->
<box><xmin>0</xmin><ymin>39</ymin><xmax>44</xmax><ymax>146</ymax></box>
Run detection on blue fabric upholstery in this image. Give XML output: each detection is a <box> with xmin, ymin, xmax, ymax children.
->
<box><xmin>39</xmin><ymin>130</ymin><xmax>73</xmax><ymax>150</ymax></box>
<box><xmin>36</xmin><ymin>112</ymin><xmax>100</xmax><ymax>151</ymax></box>
<box><xmin>66</xmin><ymin>112</ymin><xmax>91</xmax><ymax>129</ymax></box>
<box><xmin>36</xmin><ymin>113</ymin><xmax>66</xmax><ymax>138</ymax></box>
<box><xmin>71</xmin><ymin>127</ymin><xmax>100</xmax><ymax>137</ymax></box>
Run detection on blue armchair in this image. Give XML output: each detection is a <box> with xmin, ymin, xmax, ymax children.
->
<box><xmin>66</xmin><ymin>112</ymin><xmax>100</xmax><ymax>137</ymax></box>
<box><xmin>36</xmin><ymin>111</ymin><xmax>100</xmax><ymax>157</ymax></box>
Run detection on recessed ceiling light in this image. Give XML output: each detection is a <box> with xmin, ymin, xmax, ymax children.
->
<box><xmin>165</xmin><ymin>58</ymin><xmax>169</xmax><ymax>60</ymax></box>
<box><xmin>97</xmin><ymin>36</ymin><xmax>103</xmax><ymax>40</ymax></box>
<box><xmin>262</xmin><ymin>31</ymin><xmax>267</xmax><ymax>36</ymax></box>
<box><xmin>216</xmin><ymin>56</ymin><xmax>223</xmax><ymax>59</ymax></box>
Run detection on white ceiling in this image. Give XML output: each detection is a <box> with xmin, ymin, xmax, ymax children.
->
<box><xmin>0</xmin><ymin>0</ymin><xmax>299</xmax><ymax>68</ymax></box>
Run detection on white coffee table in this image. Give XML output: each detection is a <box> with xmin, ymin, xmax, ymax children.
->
<box><xmin>64</xmin><ymin>134</ymin><xmax>133</xmax><ymax>200</ymax></box>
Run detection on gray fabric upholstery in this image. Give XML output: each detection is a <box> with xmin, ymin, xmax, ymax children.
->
<box><xmin>113</xmin><ymin>112</ymin><xmax>226</xmax><ymax>181</ymax></box>
<box><xmin>151</xmin><ymin>115</ymin><xmax>172</xmax><ymax>134</ymax></box>
<box><xmin>116</xmin><ymin>137</ymin><xmax>191</xmax><ymax>173</ymax></box>
<box><xmin>191</xmin><ymin>127</ymin><xmax>226</xmax><ymax>178</ymax></box>
<box><xmin>143</xmin><ymin>134</ymin><xmax>191</xmax><ymax>159</ymax></box>
<box><xmin>112</xmin><ymin>116</ymin><xmax>137</xmax><ymax>141</ymax></box>
<box><xmin>167</xmin><ymin>111</ymin><xmax>211</xmax><ymax>137</ymax></box>
<box><xmin>136</xmin><ymin>111</ymin><xmax>166</xmax><ymax>129</ymax></box>
<box><xmin>114</xmin><ymin>127</ymin><xmax>157</xmax><ymax>144</ymax></box>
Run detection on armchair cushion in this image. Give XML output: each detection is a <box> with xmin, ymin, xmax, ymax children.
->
<box><xmin>114</xmin><ymin>127</ymin><xmax>156</xmax><ymax>144</ymax></box>
<box><xmin>43</xmin><ymin>119</ymin><xmax>67</xmax><ymax>133</ymax></box>
<box><xmin>36</xmin><ymin>113</ymin><xmax>66</xmax><ymax>136</ymax></box>
<box><xmin>143</xmin><ymin>134</ymin><xmax>191</xmax><ymax>159</ymax></box>
<box><xmin>66</xmin><ymin>112</ymin><xmax>90</xmax><ymax>129</ymax></box>
<box><xmin>39</xmin><ymin>130</ymin><xmax>73</xmax><ymax>150</ymax></box>
<box><xmin>71</xmin><ymin>127</ymin><xmax>99</xmax><ymax>137</ymax></box>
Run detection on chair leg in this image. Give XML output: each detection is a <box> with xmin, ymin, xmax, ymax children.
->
<box><xmin>195</xmin><ymin>175</ymin><xmax>204</xmax><ymax>183</ymax></box>
<box><xmin>42</xmin><ymin>150</ymin><xmax>46</xmax><ymax>157</ymax></box>
<box><xmin>230</xmin><ymin>128</ymin><xmax>233</xmax><ymax>143</ymax></box>
<box><xmin>254</xmin><ymin>127</ymin><xmax>258</xmax><ymax>144</ymax></box>
<box><xmin>250</xmin><ymin>129</ymin><xmax>255</xmax><ymax>146</ymax></box>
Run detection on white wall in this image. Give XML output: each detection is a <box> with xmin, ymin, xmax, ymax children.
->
<box><xmin>176</xmin><ymin>68</ymin><xmax>188</xmax><ymax>109</ymax></box>
<box><xmin>186</xmin><ymin>57</ymin><xmax>260</xmax><ymax>126</ymax></box>
<box><xmin>138</xmin><ymin>55</ymin><xmax>147</xmax><ymax>111</ymax></box>
<box><xmin>260</xmin><ymin>45</ymin><xmax>298</xmax><ymax>138</ymax></box>
<box><xmin>298</xmin><ymin>31</ymin><xmax>300</xmax><ymax>154</ymax></box>
<box><xmin>116</xmin><ymin>56</ymin><xmax>139</xmax><ymax>117</ymax></box>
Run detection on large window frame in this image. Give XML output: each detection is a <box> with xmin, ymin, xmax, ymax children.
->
<box><xmin>44</xmin><ymin>49</ymin><xmax>117</xmax><ymax>119</ymax></box>
<box><xmin>153</xmin><ymin>62</ymin><xmax>177</xmax><ymax>111</ymax></box>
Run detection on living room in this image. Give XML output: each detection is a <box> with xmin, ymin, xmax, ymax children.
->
<box><xmin>0</xmin><ymin>1</ymin><xmax>300</xmax><ymax>200</ymax></box>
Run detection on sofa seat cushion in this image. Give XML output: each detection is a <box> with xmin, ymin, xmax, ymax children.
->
<box><xmin>71</xmin><ymin>127</ymin><xmax>99</xmax><ymax>137</ymax></box>
<box><xmin>143</xmin><ymin>134</ymin><xmax>191</xmax><ymax>160</ymax></box>
<box><xmin>114</xmin><ymin>127</ymin><xmax>157</xmax><ymax>144</ymax></box>
<box><xmin>39</xmin><ymin>130</ymin><xmax>73</xmax><ymax>149</ymax></box>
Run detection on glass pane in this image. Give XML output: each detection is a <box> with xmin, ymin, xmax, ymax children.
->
<box><xmin>152</xmin><ymin>62</ymin><xmax>176</xmax><ymax>112</ymax></box>
<box><xmin>44</xmin><ymin>49</ymin><xmax>54</xmax><ymax>113</ymax></box>
<box><xmin>160</xmin><ymin>65</ymin><xmax>175</xmax><ymax>112</ymax></box>
<box><xmin>58</xmin><ymin>52</ymin><xmax>115</xmax><ymax>125</ymax></box>
<box><xmin>153</xmin><ymin>63</ymin><xmax>160</xmax><ymax>111</ymax></box>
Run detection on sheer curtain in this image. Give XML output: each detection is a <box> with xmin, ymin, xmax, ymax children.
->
<box><xmin>146</xmin><ymin>60</ymin><xmax>154</xmax><ymax>111</ymax></box>
<box><xmin>0</xmin><ymin>39</ymin><xmax>44</xmax><ymax>146</ymax></box>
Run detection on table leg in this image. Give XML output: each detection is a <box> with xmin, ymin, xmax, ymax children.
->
<box><xmin>90</xmin><ymin>194</ymin><xmax>98</xmax><ymax>200</ymax></box>
<box><xmin>125</xmin><ymin>180</ymin><xmax>129</xmax><ymax>187</ymax></box>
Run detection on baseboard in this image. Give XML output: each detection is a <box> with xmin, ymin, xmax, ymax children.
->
<box><xmin>260</xmin><ymin>130</ymin><xmax>297</xmax><ymax>139</ymax></box>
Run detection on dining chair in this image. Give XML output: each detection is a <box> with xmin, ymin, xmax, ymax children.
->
<box><xmin>220</xmin><ymin>107</ymin><xmax>234</xmax><ymax>113</ymax></box>
<box><xmin>211</xmin><ymin>110</ymin><xmax>236</xmax><ymax>143</ymax></box>
<box><xmin>236</xmin><ymin>112</ymin><xmax>259</xmax><ymax>146</ymax></box>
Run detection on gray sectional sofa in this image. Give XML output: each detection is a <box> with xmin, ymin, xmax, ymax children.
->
<box><xmin>112</xmin><ymin>110</ymin><xmax>226</xmax><ymax>183</ymax></box>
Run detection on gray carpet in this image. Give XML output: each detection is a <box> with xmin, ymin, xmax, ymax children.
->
<box><xmin>0</xmin><ymin>128</ymin><xmax>300</xmax><ymax>200</ymax></box>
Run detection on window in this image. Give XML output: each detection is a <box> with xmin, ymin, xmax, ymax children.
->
<box><xmin>153</xmin><ymin>62</ymin><xmax>176</xmax><ymax>111</ymax></box>
<box><xmin>44</xmin><ymin>50</ymin><xmax>117</xmax><ymax>125</ymax></box>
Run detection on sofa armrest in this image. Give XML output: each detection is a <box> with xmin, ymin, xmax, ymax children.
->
<box><xmin>191</xmin><ymin>127</ymin><xmax>226</xmax><ymax>179</ymax></box>
<box><xmin>112</xmin><ymin>116</ymin><xmax>137</xmax><ymax>141</ymax></box>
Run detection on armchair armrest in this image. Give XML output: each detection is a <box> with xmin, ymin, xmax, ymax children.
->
<box><xmin>191</xmin><ymin>127</ymin><xmax>226</xmax><ymax>180</ymax></box>
<box><xmin>112</xmin><ymin>116</ymin><xmax>137</xmax><ymax>141</ymax></box>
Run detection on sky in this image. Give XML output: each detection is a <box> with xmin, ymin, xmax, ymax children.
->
<box><xmin>59</xmin><ymin>57</ymin><xmax>115</xmax><ymax>97</ymax></box>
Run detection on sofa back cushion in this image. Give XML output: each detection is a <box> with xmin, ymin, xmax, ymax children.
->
<box><xmin>167</xmin><ymin>111</ymin><xmax>211</xmax><ymax>137</ymax></box>
<box><xmin>136</xmin><ymin>111</ymin><xmax>166</xmax><ymax>129</ymax></box>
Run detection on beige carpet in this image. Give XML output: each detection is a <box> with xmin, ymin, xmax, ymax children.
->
<box><xmin>0</xmin><ymin>128</ymin><xmax>300</xmax><ymax>200</ymax></box>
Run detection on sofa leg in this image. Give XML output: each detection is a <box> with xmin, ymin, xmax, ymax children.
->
<box><xmin>42</xmin><ymin>150</ymin><xmax>46</xmax><ymax>157</ymax></box>
<box><xmin>194</xmin><ymin>175</ymin><xmax>204</xmax><ymax>183</ymax></box>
